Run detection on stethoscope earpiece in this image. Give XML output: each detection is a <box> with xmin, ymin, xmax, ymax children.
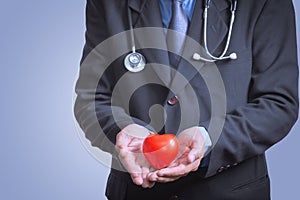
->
<box><xmin>229</xmin><ymin>52</ymin><xmax>237</xmax><ymax>60</ymax></box>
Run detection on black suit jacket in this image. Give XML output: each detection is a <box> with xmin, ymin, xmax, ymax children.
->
<box><xmin>74</xmin><ymin>0</ymin><xmax>299</xmax><ymax>199</ymax></box>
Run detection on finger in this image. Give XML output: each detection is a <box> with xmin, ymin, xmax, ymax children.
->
<box><xmin>128</xmin><ymin>137</ymin><xmax>143</xmax><ymax>147</ymax></box>
<box><xmin>142</xmin><ymin>166</ymin><xmax>149</xmax><ymax>180</ymax></box>
<box><xmin>187</xmin><ymin>135</ymin><xmax>205</xmax><ymax>163</ymax></box>
<box><xmin>147</xmin><ymin>171</ymin><xmax>158</xmax><ymax>182</ymax></box>
<box><xmin>158</xmin><ymin>159</ymin><xmax>201</xmax><ymax>177</ymax></box>
<box><xmin>147</xmin><ymin>171</ymin><xmax>181</xmax><ymax>183</ymax></box>
<box><xmin>167</xmin><ymin>161</ymin><xmax>180</xmax><ymax>168</ymax></box>
<box><xmin>188</xmin><ymin>148</ymin><xmax>203</xmax><ymax>163</ymax></box>
<box><xmin>127</xmin><ymin>141</ymin><xmax>143</xmax><ymax>152</ymax></box>
<box><xmin>116</xmin><ymin>129</ymin><xmax>144</xmax><ymax>148</ymax></box>
<box><xmin>158</xmin><ymin>164</ymin><xmax>187</xmax><ymax>177</ymax></box>
<box><xmin>141</xmin><ymin>179</ymin><xmax>155</xmax><ymax>188</ymax></box>
<box><xmin>141</xmin><ymin>177</ymin><xmax>156</xmax><ymax>188</ymax></box>
<box><xmin>178</xmin><ymin>143</ymin><xmax>191</xmax><ymax>156</ymax></box>
<box><xmin>155</xmin><ymin>175</ymin><xmax>182</xmax><ymax>183</ymax></box>
<box><xmin>141</xmin><ymin>166</ymin><xmax>156</xmax><ymax>188</ymax></box>
<box><xmin>118</xmin><ymin>149</ymin><xmax>143</xmax><ymax>185</ymax></box>
<box><xmin>127</xmin><ymin>145</ymin><xmax>141</xmax><ymax>152</ymax></box>
<box><xmin>131</xmin><ymin>173</ymin><xmax>143</xmax><ymax>186</ymax></box>
<box><xmin>116</xmin><ymin>134</ymin><xmax>143</xmax><ymax>153</ymax></box>
<box><xmin>149</xmin><ymin>166</ymin><xmax>156</xmax><ymax>173</ymax></box>
<box><xmin>116</xmin><ymin>131</ymin><xmax>130</xmax><ymax>149</ymax></box>
<box><xmin>148</xmin><ymin>181</ymin><xmax>155</xmax><ymax>188</ymax></box>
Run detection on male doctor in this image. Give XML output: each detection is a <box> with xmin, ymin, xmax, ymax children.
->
<box><xmin>74</xmin><ymin>0</ymin><xmax>299</xmax><ymax>199</ymax></box>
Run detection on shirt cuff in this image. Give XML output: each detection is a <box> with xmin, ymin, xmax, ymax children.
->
<box><xmin>198</xmin><ymin>126</ymin><xmax>212</xmax><ymax>154</ymax></box>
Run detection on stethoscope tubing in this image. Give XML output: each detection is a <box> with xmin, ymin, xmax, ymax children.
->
<box><xmin>128</xmin><ymin>7</ymin><xmax>136</xmax><ymax>53</ymax></box>
<box><xmin>124</xmin><ymin>0</ymin><xmax>238</xmax><ymax>72</ymax></box>
<box><xmin>199</xmin><ymin>0</ymin><xmax>237</xmax><ymax>62</ymax></box>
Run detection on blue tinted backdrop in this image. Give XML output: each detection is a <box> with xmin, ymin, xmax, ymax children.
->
<box><xmin>0</xmin><ymin>1</ymin><xmax>299</xmax><ymax>199</ymax></box>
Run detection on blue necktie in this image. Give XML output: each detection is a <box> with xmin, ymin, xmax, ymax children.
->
<box><xmin>167</xmin><ymin>0</ymin><xmax>189</xmax><ymax>67</ymax></box>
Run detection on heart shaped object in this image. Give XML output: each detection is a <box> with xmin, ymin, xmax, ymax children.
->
<box><xmin>142</xmin><ymin>134</ymin><xmax>179</xmax><ymax>169</ymax></box>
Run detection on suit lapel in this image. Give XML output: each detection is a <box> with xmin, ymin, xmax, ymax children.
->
<box><xmin>128</xmin><ymin>0</ymin><xmax>147</xmax><ymax>14</ymax></box>
<box><xmin>171</xmin><ymin>0</ymin><xmax>230</xmax><ymax>93</ymax></box>
<box><xmin>128</xmin><ymin>0</ymin><xmax>172</xmax><ymax>87</ymax></box>
<box><xmin>206</xmin><ymin>0</ymin><xmax>229</xmax><ymax>53</ymax></box>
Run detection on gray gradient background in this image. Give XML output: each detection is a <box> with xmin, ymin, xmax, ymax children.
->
<box><xmin>0</xmin><ymin>1</ymin><xmax>299</xmax><ymax>199</ymax></box>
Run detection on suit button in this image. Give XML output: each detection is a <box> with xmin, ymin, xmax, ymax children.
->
<box><xmin>217</xmin><ymin>167</ymin><xmax>225</xmax><ymax>173</ymax></box>
<box><xmin>169</xmin><ymin>195</ymin><xmax>179</xmax><ymax>200</ymax></box>
<box><xmin>168</xmin><ymin>96</ymin><xmax>179</xmax><ymax>106</ymax></box>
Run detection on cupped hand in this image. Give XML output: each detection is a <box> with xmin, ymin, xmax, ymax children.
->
<box><xmin>148</xmin><ymin>127</ymin><xmax>205</xmax><ymax>183</ymax></box>
<box><xmin>116</xmin><ymin>124</ymin><xmax>155</xmax><ymax>188</ymax></box>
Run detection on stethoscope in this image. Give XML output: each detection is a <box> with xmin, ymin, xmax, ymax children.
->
<box><xmin>124</xmin><ymin>0</ymin><xmax>238</xmax><ymax>72</ymax></box>
<box><xmin>124</xmin><ymin>7</ymin><xmax>146</xmax><ymax>72</ymax></box>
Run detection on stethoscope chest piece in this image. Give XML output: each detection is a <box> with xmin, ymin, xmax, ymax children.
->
<box><xmin>124</xmin><ymin>52</ymin><xmax>146</xmax><ymax>72</ymax></box>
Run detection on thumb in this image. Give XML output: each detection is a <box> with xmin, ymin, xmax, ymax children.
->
<box><xmin>187</xmin><ymin>148</ymin><xmax>201</xmax><ymax>163</ymax></box>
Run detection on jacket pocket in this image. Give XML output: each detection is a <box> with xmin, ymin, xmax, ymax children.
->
<box><xmin>232</xmin><ymin>175</ymin><xmax>270</xmax><ymax>192</ymax></box>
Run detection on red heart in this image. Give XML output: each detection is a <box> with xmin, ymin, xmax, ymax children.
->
<box><xmin>142</xmin><ymin>134</ymin><xmax>179</xmax><ymax>169</ymax></box>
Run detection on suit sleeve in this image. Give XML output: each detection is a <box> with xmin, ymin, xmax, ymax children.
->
<box><xmin>74</xmin><ymin>0</ymin><xmax>153</xmax><ymax>154</ymax></box>
<box><xmin>205</xmin><ymin>0</ymin><xmax>299</xmax><ymax>177</ymax></box>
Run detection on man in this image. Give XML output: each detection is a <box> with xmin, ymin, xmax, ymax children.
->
<box><xmin>74</xmin><ymin>0</ymin><xmax>298</xmax><ymax>199</ymax></box>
